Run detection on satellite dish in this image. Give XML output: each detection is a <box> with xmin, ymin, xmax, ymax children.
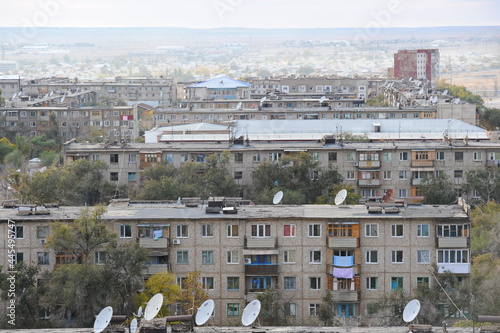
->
<box><xmin>402</xmin><ymin>299</ymin><xmax>421</xmax><ymax>323</ymax></box>
<box><xmin>418</xmin><ymin>89</ymin><xmax>424</xmax><ymax>95</ymax></box>
<box><xmin>273</xmin><ymin>191</ymin><xmax>283</xmax><ymax>205</ymax></box>
<box><xmin>49</xmin><ymin>91</ymin><xmax>54</xmax><ymax>97</ymax></box>
<box><xmin>454</xmin><ymin>98</ymin><xmax>461</xmax><ymax>104</ymax></box>
<box><xmin>130</xmin><ymin>318</ymin><xmax>138</xmax><ymax>333</ymax></box>
<box><xmin>134</xmin><ymin>306</ymin><xmax>143</xmax><ymax>318</ymax></box>
<box><xmin>335</xmin><ymin>189</ymin><xmax>348</xmax><ymax>205</ymax></box>
<box><xmin>241</xmin><ymin>300</ymin><xmax>261</xmax><ymax>327</ymax></box>
<box><xmin>195</xmin><ymin>299</ymin><xmax>215</xmax><ymax>326</ymax></box>
<box><xmin>443</xmin><ymin>89</ymin><xmax>448</xmax><ymax>95</ymax></box>
<box><xmin>433</xmin><ymin>96</ymin><xmax>438</xmax><ymax>103</ymax></box>
<box><xmin>319</xmin><ymin>96</ymin><xmax>326</xmax><ymax>103</ymax></box>
<box><xmin>236</xmin><ymin>102</ymin><xmax>243</xmax><ymax>110</ymax></box>
<box><xmin>93</xmin><ymin>306</ymin><xmax>113</xmax><ymax>333</ymax></box>
<box><xmin>143</xmin><ymin>293</ymin><xmax>163</xmax><ymax>321</ymax></box>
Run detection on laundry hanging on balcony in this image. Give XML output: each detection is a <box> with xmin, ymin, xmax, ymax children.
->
<box><xmin>153</xmin><ymin>229</ymin><xmax>163</xmax><ymax>240</ymax></box>
<box><xmin>333</xmin><ymin>255</ymin><xmax>354</xmax><ymax>267</ymax></box>
<box><xmin>333</xmin><ymin>267</ymin><xmax>354</xmax><ymax>279</ymax></box>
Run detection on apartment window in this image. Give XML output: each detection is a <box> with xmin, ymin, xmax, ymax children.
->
<box><xmin>391</xmin><ymin>224</ymin><xmax>404</xmax><ymax>237</ymax></box>
<box><xmin>473</xmin><ymin>152</ymin><xmax>482</xmax><ymax>161</ymax></box>
<box><xmin>234</xmin><ymin>153</ymin><xmax>243</xmax><ymax>163</ymax></box>
<box><xmin>417</xmin><ymin>250</ymin><xmax>430</xmax><ymax>264</ymax></box>
<box><xmin>365</xmin><ymin>224</ymin><xmax>378</xmax><ymax>237</ymax></box>
<box><xmin>251</xmin><ymin>224</ymin><xmax>271</xmax><ymax>237</ymax></box>
<box><xmin>227</xmin><ymin>303</ymin><xmax>240</xmax><ymax>317</ymax></box>
<box><xmin>268</xmin><ymin>152</ymin><xmax>282</xmax><ymax>161</ymax></box>
<box><xmin>227</xmin><ymin>250</ymin><xmax>239</xmax><ymax>264</ymax></box>
<box><xmin>128</xmin><ymin>154</ymin><xmax>137</xmax><ymax>163</ymax></box>
<box><xmin>346</xmin><ymin>171</ymin><xmax>355</xmax><ymax>180</ymax></box>
<box><xmin>391</xmin><ymin>277</ymin><xmax>404</xmax><ymax>290</ymax></box>
<box><xmin>436</xmin><ymin>224</ymin><xmax>469</xmax><ymax>238</ymax></box>
<box><xmin>202</xmin><ymin>277</ymin><xmax>214</xmax><ymax>290</ymax></box>
<box><xmin>15</xmin><ymin>252</ymin><xmax>24</xmax><ymax>265</ymax></box>
<box><xmin>37</xmin><ymin>252</ymin><xmax>49</xmax><ymax>265</ymax></box>
<box><xmin>234</xmin><ymin>171</ymin><xmax>242</xmax><ymax>180</ymax></box>
<box><xmin>309</xmin><ymin>304</ymin><xmax>320</xmax><ymax>316</ymax></box>
<box><xmin>366</xmin><ymin>250</ymin><xmax>378</xmax><ymax>263</ymax></box>
<box><xmin>308</xmin><ymin>224</ymin><xmax>321</xmax><ymax>237</ymax></box>
<box><xmin>383</xmin><ymin>152</ymin><xmax>392</xmax><ymax>161</ymax></box>
<box><xmin>94</xmin><ymin>251</ymin><xmax>106</xmax><ymax>265</ymax></box>
<box><xmin>91</xmin><ymin>154</ymin><xmax>100</xmax><ymax>162</ymax></box>
<box><xmin>284</xmin><ymin>224</ymin><xmax>296</xmax><ymax>237</ymax></box>
<box><xmin>399</xmin><ymin>152</ymin><xmax>408</xmax><ymax>161</ymax></box>
<box><xmin>417</xmin><ymin>224</ymin><xmax>430</xmax><ymax>237</ymax></box>
<box><xmin>417</xmin><ymin>277</ymin><xmax>430</xmax><ymax>288</ymax></box>
<box><xmin>128</xmin><ymin>172</ymin><xmax>136</xmax><ymax>182</ymax></box>
<box><xmin>37</xmin><ymin>226</ymin><xmax>49</xmax><ymax>238</ymax></box>
<box><xmin>202</xmin><ymin>224</ymin><xmax>214</xmax><ymax>237</ymax></box>
<box><xmin>252</xmin><ymin>152</ymin><xmax>261</xmax><ymax>162</ymax></box>
<box><xmin>164</xmin><ymin>153</ymin><xmax>173</xmax><ymax>163</ymax></box>
<box><xmin>436</xmin><ymin>151</ymin><xmax>445</xmax><ymax>160</ymax></box>
<box><xmin>120</xmin><ymin>225</ymin><xmax>132</xmax><ymax>238</ymax></box>
<box><xmin>309</xmin><ymin>250</ymin><xmax>322</xmax><ymax>264</ymax></box>
<box><xmin>177</xmin><ymin>225</ymin><xmax>188</xmax><ymax>238</ymax></box>
<box><xmin>227</xmin><ymin>277</ymin><xmax>240</xmax><ymax>291</ymax></box>
<box><xmin>284</xmin><ymin>277</ymin><xmax>297</xmax><ymax>290</ymax></box>
<box><xmin>455</xmin><ymin>152</ymin><xmax>464</xmax><ymax>162</ymax></box>
<box><xmin>202</xmin><ymin>251</ymin><xmax>214</xmax><ymax>265</ymax></box>
<box><xmin>347</xmin><ymin>152</ymin><xmax>355</xmax><ymax>161</ymax></box>
<box><xmin>227</xmin><ymin>224</ymin><xmax>239</xmax><ymax>237</ymax></box>
<box><xmin>110</xmin><ymin>154</ymin><xmax>119</xmax><ymax>163</ymax></box>
<box><xmin>383</xmin><ymin>171</ymin><xmax>392</xmax><ymax>180</ymax></box>
<box><xmin>110</xmin><ymin>172</ymin><xmax>118</xmax><ymax>181</ymax></box>
<box><xmin>284</xmin><ymin>250</ymin><xmax>296</xmax><ymax>263</ymax></box>
<box><xmin>366</xmin><ymin>277</ymin><xmax>378</xmax><ymax>290</ymax></box>
<box><xmin>391</xmin><ymin>250</ymin><xmax>404</xmax><ymax>263</ymax></box>
<box><xmin>399</xmin><ymin>170</ymin><xmax>407</xmax><ymax>179</ymax></box>
<box><xmin>415</xmin><ymin>151</ymin><xmax>429</xmax><ymax>160</ymax></box>
<box><xmin>176</xmin><ymin>251</ymin><xmax>189</xmax><ymax>264</ymax></box>
<box><xmin>328</xmin><ymin>152</ymin><xmax>337</xmax><ymax>161</ymax></box>
<box><xmin>176</xmin><ymin>277</ymin><xmax>187</xmax><ymax>289</ymax></box>
<box><xmin>309</xmin><ymin>277</ymin><xmax>321</xmax><ymax>290</ymax></box>
<box><xmin>285</xmin><ymin>303</ymin><xmax>297</xmax><ymax>316</ymax></box>
<box><xmin>14</xmin><ymin>226</ymin><xmax>24</xmax><ymax>239</ymax></box>
<box><xmin>328</xmin><ymin>224</ymin><xmax>354</xmax><ymax>237</ymax></box>
<box><xmin>437</xmin><ymin>250</ymin><xmax>469</xmax><ymax>263</ymax></box>
<box><xmin>454</xmin><ymin>170</ymin><xmax>463</xmax><ymax>178</ymax></box>
<box><xmin>398</xmin><ymin>189</ymin><xmax>408</xmax><ymax>198</ymax></box>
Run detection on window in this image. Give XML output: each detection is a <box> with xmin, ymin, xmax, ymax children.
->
<box><xmin>285</xmin><ymin>303</ymin><xmax>297</xmax><ymax>316</ymax></box>
<box><xmin>417</xmin><ymin>250</ymin><xmax>430</xmax><ymax>263</ymax></box>
<box><xmin>234</xmin><ymin>153</ymin><xmax>243</xmax><ymax>163</ymax></box>
<box><xmin>284</xmin><ymin>277</ymin><xmax>296</xmax><ymax>290</ymax></box>
<box><xmin>309</xmin><ymin>250</ymin><xmax>322</xmax><ymax>264</ymax></box>
<box><xmin>383</xmin><ymin>171</ymin><xmax>392</xmax><ymax>180</ymax></box>
<box><xmin>227</xmin><ymin>224</ymin><xmax>238</xmax><ymax>237</ymax></box>
<box><xmin>176</xmin><ymin>277</ymin><xmax>187</xmax><ymax>289</ymax></box>
<box><xmin>128</xmin><ymin>154</ymin><xmax>137</xmax><ymax>163</ymax></box>
<box><xmin>365</xmin><ymin>224</ymin><xmax>378</xmax><ymax>237</ymax></box>
<box><xmin>14</xmin><ymin>252</ymin><xmax>24</xmax><ymax>265</ymax></box>
<box><xmin>473</xmin><ymin>152</ymin><xmax>482</xmax><ymax>161</ymax></box>
<box><xmin>110</xmin><ymin>172</ymin><xmax>118</xmax><ymax>181</ymax></box>
<box><xmin>227</xmin><ymin>303</ymin><xmax>240</xmax><ymax>317</ymax></box>
<box><xmin>328</xmin><ymin>152</ymin><xmax>337</xmax><ymax>161</ymax></box>
<box><xmin>91</xmin><ymin>154</ymin><xmax>100</xmax><ymax>162</ymax></box>
<box><xmin>268</xmin><ymin>152</ymin><xmax>282</xmax><ymax>161</ymax></box>
<box><xmin>165</xmin><ymin>153</ymin><xmax>174</xmax><ymax>163</ymax></box>
<box><xmin>399</xmin><ymin>152</ymin><xmax>408</xmax><ymax>161</ymax></box>
<box><xmin>417</xmin><ymin>277</ymin><xmax>430</xmax><ymax>288</ymax></box>
<box><xmin>227</xmin><ymin>250</ymin><xmax>239</xmax><ymax>264</ymax></box>
<box><xmin>234</xmin><ymin>171</ymin><xmax>242</xmax><ymax>179</ymax></box>
<box><xmin>251</xmin><ymin>224</ymin><xmax>271</xmax><ymax>237</ymax></box>
<box><xmin>36</xmin><ymin>226</ymin><xmax>49</xmax><ymax>238</ymax></box>
<box><xmin>94</xmin><ymin>251</ymin><xmax>106</xmax><ymax>265</ymax></box>
<box><xmin>14</xmin><ymin>226</ymin><xmax>24</xmax><ymax>239</ymax></box>
<box><xmin>328</xmin><ymin>224</ymin><xmax>354</xmax><ymax>237</ymax></box>
<box><xmin>176</xmin><ymin>251</ymin><xmax>189</xmax><ymax>264</ymax></box>
<box><xmin>398</xmin><ymin>189</ymin><xmax>408</xmax><ymax>198</ymax></box>
<box><xmin>252</xmin><ymin>152</ymin><xmax>261</xmax><ymax>162</ymax></box>
<box><xmin>284</xmin><ymin>224</ymin><xmax>296</xmax><ymax>237</ymax></box>
<box><xmin>436</xmin><ymin>151</ymin><xmax>445</xmax><ymax>160</ymax></box>
<box><xmin>177</xmin><ymin>225</ymin><xmax>188</xmax><ymax>238</ymax></box>
<box><xmin>366</xmin><ymin>250</ymin><xmax>378</xmax><ymax>263</ymax></box>
<box><xmin>227</xmin><ymin>277</ymin><xmax>240</xmax><ymax>291</ymax></box>
<box><xmin>399</xmin><ymin>170</ymin><xmax>407</xmax><ymax>179</ymax></box>
<box><xmin>110</xmin><ymin>154</ymin><xmax>119</xmax><ymax>163</ymax></box>
<box><xmin>417</xmin><ymin>224</ymin><xmax>430</xmax><ymax>237</ymax></box>
<box><xmin>202</xmin><ymin>277</ymin><xmax>214</xmax><ymax>290</ymax></box>
<box><xmin>202</xmin><ymin>251</ymin><xmax>214</xmax><ymax>265</ymax></box>
<box><xmin>415</xmin><ymin>151</ymin><xmax>429</xmax><ymax>160</ymax></box>
<box><xmin>366</xmin><ymin>277</ymin><xmax>378</xmax><ymax>290</ymax></box>
<box><xmin>391</xmin><ymin>251</ymin><xmax>404</xmax><ymax>263</ymax></box>
<box><xmin>308</xmin><ymin>224</ymin><xmax>321</xmax><ymax>237</ymax></box>
<box><xmin>391</xmin><ymin>224</ymin><xmax>404</xmax><ymax>237</ymax></box>
<box><xmin>454</xmin><ymin>170</ymin><xmax>463</xmax><ymax>178</ymax></box>
<box><xmin>455</xmin><ymin>152</ymin><xmax>464</xmax><ymax>162</ymax></box>
<box><xmin>120</xmin><ymin>225</ymin><xmax>132</xmax><ymax>238</ymax></box>
<box><xmin>128</xmin><ymin>172</ymin><xmax>136</xmax><ymax>182</ymax></box>
<box><xmin>283</xmin><ymin>250</ymin><xmax>296</xmax><ymax>263</ymax></box>
<box><xmin>436</xmin><ymin>224</ymin><xmax>469</xmax><ymax>238</ymax></box>
<box><xmin>383</xmin><ymin>152</ymin><xmax>392</xmax><ymax>161</ymax></box>
<box><xmin>391</xmin><ymin>277</ymin><xmax>404</xmax><ymax>290</ymax></box>
<box><xmin>309</xmin><ymin>304</ymin><xmax>320</xmax><ymax>316</ymax></box>
<box><xmin>309</xmin><ymin>277</ymin><xmax>321</xmax><ymax>290</ymax></box>
<box><xmin>37</xmin><ymin>252</ymin><xmax>49</xmax><ymax>265</ymax></box>
<box><xmin>437</xmin><ymin>250</ymin><xmax>469</xmax><ymax>263</ymax></box>
<box><xmin>346</xmin><ymin>171</ymin><xmax>355</xmax><ymax>180</ymax></box>
<box><xmin>202</xmin><ymin>224</ymin><xmax>214</xmax><ymax>237</ymax></box>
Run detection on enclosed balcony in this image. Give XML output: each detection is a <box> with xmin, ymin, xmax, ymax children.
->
<box><xmin>244</xmin><ymin>254</ymin><xmax>278</xmax><ymax>275</ymax></box>
<box><xmin>139</xmin><ymin>237</ymin><xmax>170</xmax><ymax>248</ymax></box>
<box><xmin>138</xmin><ymin>224</ymin><xmax>170</xmax><ymax>249</ymax></box>
<box><xmin>437</xmin><ymin>237</ymin><xmax>469</xmax><ymax>248</ymax></box>
<box><xmin>358</xmin><ymin>160</ymin><xmax>380</xmax><ymax>168</ymax></box>
<box><xmin>245</xmin><ymin>237</ymin><xmax>277</xmax><ymax>249</ymax></box>
<box><xmin>245</xmin><ymin>264</ymin><xmax>278</xmax><ymax>275</ymax></box>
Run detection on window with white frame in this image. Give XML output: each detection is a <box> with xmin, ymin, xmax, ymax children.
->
<box><xmin>417</xmin><ymin>250</ymin><xmax>430</xmax><ymax>263</ymax></box>
<box><xmin>309</xmin><ymin>250</ymin><xmax>322</xmax><ymax>264</ymax></box>
<box><xmin>202</xmin><ymin>224</ymin><xmax>214</xmax><ymax>237</ymax></box>
<box><xmin>417</xmin><ymin>224</ymin><xmax>430</xmax><ymax>237</ymax></box>
<box><xmin>202</xmin><ymin>277</ymin><xmax>214</xmax><ymax>290</ymax></box>
<box><xmin>37</xmin><ymin>252</ymin><xmax>49</xmax><ymax>265</ymax></box>
<box><xmin>176</xmin><ymin>225</ymin><xmax>188</xmax><ymax>238</ymax></box>
<box><xmin>176</xmin><ymin>251</ymin><xmax>188</xmax><ymax>264</ymax></box>
<box><xmin>285</xmin><ymin>303</ymin><xmax>297</xmax><ymax>316</ymax></box>
<box><xmin>391</xmin><ymin>250</ymin><xmax>404</xmax><ymax>263</ymax></box>
<box><xmin>398</xmin><ymin>189</ymin><xmax>408</xmax><ymax>198</ymax></box>
<box><xmin>366</xmin><ymin>277</ymin><xmax>378</xmax><ymax>290</ymax></box>
<box><xmin>365</xmin><ymin>224</ymin><xmax>378</xmax><ymax>237</ymax></box>
<box><xmin>13</xmin><ymin>226</ymin><xmax>24</xmax><ymax>239</ymax></box>
<box><xmin>251</xmin><ymin>224</ymin><xmax>271</xmax><ymax>237</ymax></box>
<box><xmin>176</xmin><ymin>277</ymin><xmax>187</xmax><ymax>289</ymax></box>
<box><xmin>365</xmin><ymin>250</ymin><xmax>378</xmax><ymax>263</ymax></box>
<box><xmin>308</xmin><ymin>224</ymin><xmax>321</xmax><ymax>237</ymax></box>
<box><xmin>309</xmin><ymin>304</ymin><xmax>320</xmax><ymax>316</ymax></box>
<box><xmin>227</xmin><ymin>250</ymin><xmax>239</xmax><ymax>264</ymax></box>
<box><xmin>346</xmin><ymin>171</ymin><xmax>355</xmax><ymax>180</ymax></box>
<box><xmin>437</xmin><ymin>249</ymin><xmax>469</xmax><ymax>263</ymax></box>
<box><xmin>202</xmin><ymin>251</ymin><xmax>214</xmax><ymax>264</ymax></box>
<box><xmin>309</xmin><ymin>277</ymin><xmax>321</xmax><ymax>289</ymax></box>
<box><xmin>391</xmin><ymin>224</ymin><xmax>404</xmax><ymax>237</ymax></box>
<box><xmin>383</xmin><ymin>171</ymin><xmax>392</xmax><ymax>180</ymax></box>
<box><xmin>399</xmin><ymin>152</ymin><xmax>408</xmax><ymax>161</ymax></box>
<box><xmin>120</xmin><ymin>225</ymin><xmax>132</xmax><ymax>238</ymax></box>
<box><xmin>284</xmin><ymin>250</ymin><xmax>296</xmax><ymax>263</ymax></box>
<box><xmin>399</xmin><ymin>170</ymin><xmax>407</xmax><ymax>179</ymax></box>
<box><xmin>284</xmin><ymin>276</ymin><xmax>296</xmax><ymax>290</ymax></box>
<box><xmin>227</xmin><ymin>224</ymin><xmax>239</xmax><ymax>237</ymax></box>
<box><xmin>284</xmin><ymin>224</ymin><xmax>296</xmax><ymax>237</ymax></box>
<box><xmin>473</xmin><ymin>151</ymin><xmax>482</xmax><ymax>161</ymax></box>
<box><xmin>436</xmin><ymin>151</ymin><xmax>445</xmax><ymax>160</ymax></box>
<box><xmin>94</xmin><ymin>251</ymin><xmax>106</xmax><ymax>265</ymax></box>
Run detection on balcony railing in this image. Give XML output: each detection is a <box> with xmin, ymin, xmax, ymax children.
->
<box><xmin>330</xmin><ymin>291</ymin><xmax>359</xmax><ymax>302</ymax></box>
<box><xmin>328</xmin><ymin>237</ymin><xmax>359</xmax><ymax>248</ymax></box>
<box><xmin>437</xmin><ymin>263</ymin><xmax>470</xmax><ymax>274</ymax></box>
<box><xmin>245</xmin><ymin>237</ymin><xmax>277</xmax><ymax>249</ymax></box>
<box><xmin>358</xmin><ymin>179</ymin><xmax>381</xmax><ymax>186</ymax></box>
<box><xmin>358</xmin><ymin>160</ymin><xmax>380</xmax><ymax>168</ymax></box>
<box><xmin>437</xmin><ymin>237</ymin><xmax>468</xmax><ymax>248</ymax></box>
<box><xmin>411</xmin><ymin>160</ymin><xmax>434</xmax><ymax>167</ymax></box>
<box><xmin>143</xmin><ymin>264</ymin><xmax>170</xmax><ymax>275</ymax></box>
<box><xmin>245</xmin><ymin>264</ymin><xmax>278</xmax><ymax>275</ymax></box>
<box><xmin>139</xmin><ymin>237</ymin><xmax>169</xmax><ymax>248</ymax></box>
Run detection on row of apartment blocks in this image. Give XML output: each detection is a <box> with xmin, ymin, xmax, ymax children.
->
<box><xmin>0</xmin><ymin>201</ymin><xmax>470</xmax><ymax>324</ymax></box>
<box><xmin>64</xmin><ymin>119</ymin><xmax>499</xmax><ymax>202</ymax></box>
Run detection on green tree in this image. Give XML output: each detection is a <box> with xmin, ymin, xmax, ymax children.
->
<box><xmin>436</xmin><ymin>80</ymin><xmax>484</xmax><ymax>106</ymax></box>
<box><xmin>479</xmin><ymin>107</ymin><xmax>500</xmax><ymax>130</ymax></box>
<box><xmin>137</xmin><ymin>273</ymin><xmax>180</xmax><ymax>317</ymax></box>
<box><xmin>463</xmin><ymin>167</ymin><xmax>500</xmax><ymax>204</ymax></box>
<box><xmin>0</xmin><ymin>138</ymin><xmax>15</xmax><ymax>163</ymax></box>
<box><xmin>255</xmin><ymin>287</ymin><xmax>284</xmax><ymax>325</ymax></box>
<box><xmin>318</xmin><ymin>292</ymin><xmax>335</xmax><ymax>326</ymax></box>
<box><xmin>421</xmin><ymin>173</ymin><xmax>457</xmax><ymax>204</ymax></box>
<box><xmin>365</xmin><ymin>94</ymin><xmax>388</xmax><ymax>107</ymax></box>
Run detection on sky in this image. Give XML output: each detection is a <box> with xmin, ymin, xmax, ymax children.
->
<box><xmin>2</xmin><ymin>0</ymin><xmax>499</xmax><ymax>29</ymax></box>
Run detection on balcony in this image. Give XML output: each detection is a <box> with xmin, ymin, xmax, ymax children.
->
<box><xmin>328</xmin><ymin>237</ymin><xmax>359</xmax><ymax>248</ymax></box>
<box><xmin>437</xmin><ymin>263</ymin><xmax>470</xmax><ymax>274</ymax></box>
<box><xmin>437</xmin><ymin>237</ymin><xmax>468</xmax><ymax>248</ymax></box>
<box><xmin>486</xmin><ymin>160</ymin><xmax>499</xmax><ymax>167</ymax></box>
<box><xmin>143</xmin><ymin>264</ymin><xmax>170</xmax><ymax>275</ymax></box>
<box><xmin>139</xmin><ymin>237</ymin><xmax>169</xmax><ymax>248</ymax></box>
<box><xmin>358</xmin><ymin>179</ymin><xmax>381</xmax><ymax>186</ymax></box>
<box><xmin>412</xmin><ymin>178</ymin><xmax>427</xmax><ymax>186</ymax></box>
<box><xmin>358</xmin><ymin>160</ymin><xmax>380</xmax><ymax>168</ymax></box>
<box><xmin>245</xmin><ymin>264</ymin><xmax>278</xmax><ymax>275</ymax></box>
<box><xmin>330</xmin><ymin>291</ymin><xmax>359</xmax><ymax>302</ymax></box>
<box><xmin>328</xmin><ymin>264</ymin><xmax>360</xmax><ymax>276</ymax></box>
<box><xmin>412</xmin><ymin>160</ymin><xmax>434</xmax><ymax>167</ymax></box>
<box><xmin>245</xmin><ymin>237</ymin><xmax>277</xmax><ymax>249</ymax></box>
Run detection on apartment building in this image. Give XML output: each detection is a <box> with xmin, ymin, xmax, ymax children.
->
<box><xmin>0</xmin><ymin>201</ymin><xmax>471</xmax><ymax>325</ymax></box>
<box><xmin>393</xmin><ymin>49</ymin><xmax>440</xmax><ymax>84</ymax></box>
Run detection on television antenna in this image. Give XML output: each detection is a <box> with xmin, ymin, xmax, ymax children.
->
<box><xmin>143</xmin><ymin>293</ymin><xmax>163</xmax><ymax>321</ymax></box>
<box><xmin>130</xmin><ymin>318</ymin><xmax>138</xmax><ymax>333</ymax></box>
<box><xmin>241</xmin><ymin>300</ymin><xmax>261</xmax><ymax>327</ymax></box>
<box><xmin>273</xmin><ymin>191</ymin><xmax>283</xmax><ymax>205</ymax></box>
<box><xmin>93</xmin><ymin>306</ymin><xmax>113</xmax><ymax>333</ymax></box>
<box><xmin>402</xmin><ymin>299</ymin><xmax>421</xmax><ymax>323</ymax></box>
<box><xmin>195</xmin><ymin>299</ymin><xmax>215</xmax><ymax>326</ymax></box>
<box><xmin>335</xmin><ymin>189</ymin><xmax>348</xmax><ymax>206</ymax></box>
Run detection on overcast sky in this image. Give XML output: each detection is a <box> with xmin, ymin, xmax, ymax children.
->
<box><xmin>2</xmin><ymin>0</ymin><xmax>499</xmax><ymax>29</ymax></box>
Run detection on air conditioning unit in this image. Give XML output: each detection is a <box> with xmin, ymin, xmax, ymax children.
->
<box><xmin>244</xmin><ymin>258</ymin><xmax>252</xmax><ymax>264</ymax></box>
<box><xmin>40</xmin><ymin>239</ymin><xmax>46</xmax><ymax>245</ymax></box>
<box><xmin>172</xmin><ymin>239</ymin><xmax>181</xmax><ymax>245</ymax></box>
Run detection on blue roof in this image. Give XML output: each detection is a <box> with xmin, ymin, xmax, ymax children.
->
<box><xmin>188</xmin><ymin>76</ymin><xmax>251</xmax><ymax>89</ymax></box>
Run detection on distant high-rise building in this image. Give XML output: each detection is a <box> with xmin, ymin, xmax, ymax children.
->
<box><xmin>394</xmin><ymin>49</ymin><xmax>439</xmax><ymax>83</ymax></box>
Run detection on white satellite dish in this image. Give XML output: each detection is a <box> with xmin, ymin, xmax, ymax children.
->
<box><xmin>454</xmin><ymin>98</ymin><xmax>461</xmax><ymax>104</ymax></box>
<box><xmin>319</xmin><ymin>96</ymin><xmax>326</xmax><ymax>103</ymax></box>
<box><xmin>143</xmin><ymin>293</ymin><xmax>163</xmax><ymax>321</ymax></box>
<box><xmin>273</xmin><ymin>191</ymin><xmax>283</xmax><ymax>205</ymax></box>
<box><xmin>433</xmin><ymin>96</ymin><xmax>438</xmax><ymax>103</ymax></box>
<box><xmin>134</xmin><ymin>306</ymin><xmax>143</xmax><ymax>318</ymax></box>
<box><xmin>195</xmin><ymin>299</ymin><xmax>215</xmax><ymax>326</ymax></box>
<box><xmin>241</xmin><ymin>300</ymin><xmax>261</xmax><ymax>327</ymax></box>
<box><xmin>93</xmin><ymin>306</ymin><xmax>113</xmax><ymax>333</ymax></box>
<box><xmin>418</xmin><ymin>89</ymin><xmax>424</xmax><ymax>95</ymax></box>
<box><xmin>130</xmin><ymin>318</ymin><xmax>138</xmax><ymax>333</ymax></box>
<box><xmin>443</xmin><ymin>89</ymin><xmax>448</xmax><ymax>95</ymax></box>
<box><xmin>335</xmin><ymin>189</ymin><xmax>348</xmax><ymax>205</ymax></box>
<box><xmin>236</xmin><ymin>102</ymin><xmax>243</xmax><ymax>110</ymax></box>
<box><xmin>402</xmin><ymin>299</ymin><xmax>421</xmax><ymax>323</ymax></box>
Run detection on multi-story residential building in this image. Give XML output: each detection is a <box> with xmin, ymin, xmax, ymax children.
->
<box><xmin>393</xmin><ymin>49</ymin><xmax>440</xmax><ymax>84</ymax></box>
<box><xmin>0</xmin><ymin>201</ymin><xmax>472</xmax><ymax>325</ymax></box>
<box><xmin>63</xmin><ymin>119</ymin><xmax>499</xmax><ymax>202</ymax></box>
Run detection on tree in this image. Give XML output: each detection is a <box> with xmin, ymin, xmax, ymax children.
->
<box><xmin>176</xmin><ymin>270</ymin><xmax>208</xmax><ymax>315</ymax></box>
<box><xmin>255</xmin><ymin>287</ymin><xmax>285</xmax><ymax>326</ymax></box>
<box><xmin>318</xmin><ymin>292</ymin><xmax>335</xmax><ymax>326</ymax></box>
<box><xmin>137</xmin><ymin>273</ymin><xmax>180</xmax><ymax>317</ymax></box>
<box><xmin>463</xmin><ymin>167</ymin><xmax>500</xmax><ymax>204</ymax></box>
<box><xmin>0</xmin><ymin>138</ymin><xmax>15</xmax><ymax>163</ymax></box>
<box><xmin>328</xmin><ymin>184</ymin><xmax>361</xmax><ymax>205</ymax></box>
<box><xmin>436</xmin><ymin>80</ymin><xmax>484</xmax><ymax>106</ymax></box>
<box><xmin>421</xmin><ymin>173</ymin><xmax>457</xmax><ymax>204</ymax></box>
